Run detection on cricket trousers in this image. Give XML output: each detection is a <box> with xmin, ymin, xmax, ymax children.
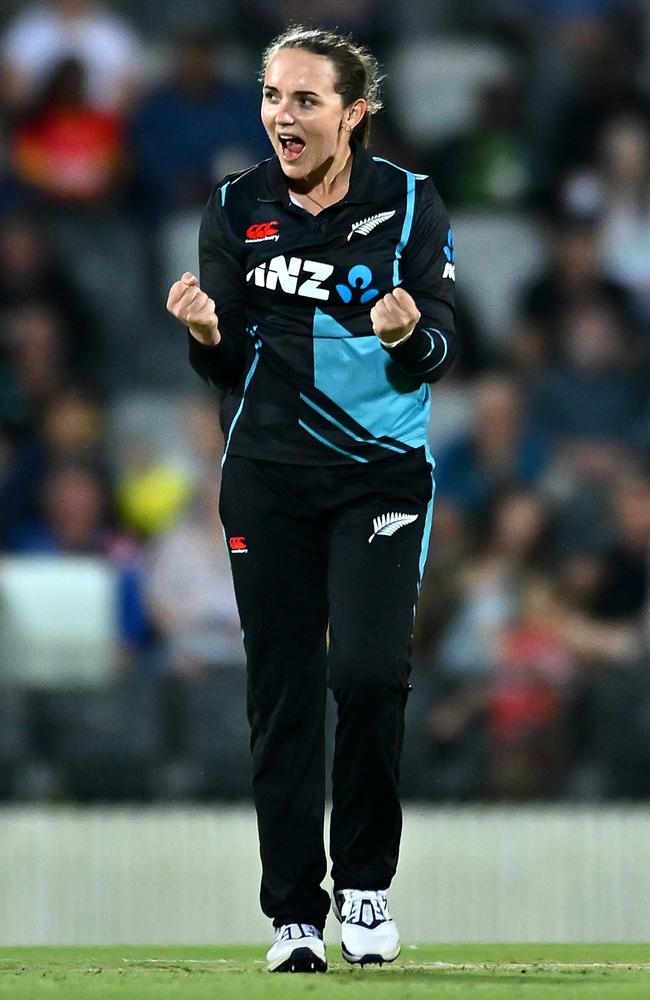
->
<box><xmin>219</xmin><ymin>446</ymin><xmax>434</xmax><ymax>931</ymax></box>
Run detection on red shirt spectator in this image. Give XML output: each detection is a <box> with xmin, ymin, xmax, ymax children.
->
<box><xmin>13</xmin><ymin>57</ymin><xmax>124</xmax><ymax>204</ymax></box>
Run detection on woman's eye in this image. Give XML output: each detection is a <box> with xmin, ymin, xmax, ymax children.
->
<box><xmin>300</xmin><ymin>97</ymin><xmax>315</xmax><ymax>107</ymax></box>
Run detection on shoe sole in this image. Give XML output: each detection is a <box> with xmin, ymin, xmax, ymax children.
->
<box><xmin>342</xmin><ymin>944</ymin><xmax>401</xmax><ymax>966</ymax></box>
<box><xmin>268</xmin><ymin>946</ymin><xmax>327</xmax><ymax>973</ymax></box>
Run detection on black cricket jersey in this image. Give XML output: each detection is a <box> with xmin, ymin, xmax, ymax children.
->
<box><xmin>189</xmin><ymin>139</ymin><xmax>457</xmax><ymax>465</ymax></box>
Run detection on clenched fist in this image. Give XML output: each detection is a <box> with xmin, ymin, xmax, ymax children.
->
<box><xmin>166</xmin><ymin>272</ymin><xmax>220</xmax><ymax>346</ymax></box>
<box><xmin>370</xmin><ymin>286</ymin><xmax>420</xmax><ymax>346</ymax></box>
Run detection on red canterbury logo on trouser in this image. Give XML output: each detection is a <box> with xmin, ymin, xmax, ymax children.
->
<box><xmin>229</xmin><ymin>536</ymin><xmax>248</xmax><ymax>552</ymax></box>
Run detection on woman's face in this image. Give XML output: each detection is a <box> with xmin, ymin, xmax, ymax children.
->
<box><xmin>262</xmin><ymin>48</ymin><xmax>362</xmax><ymax>183</ymax></box>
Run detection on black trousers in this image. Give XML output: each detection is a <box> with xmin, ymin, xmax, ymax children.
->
<box><xmin>219</xmin><ymin>447</ymin><xmax>434</xmax><ymax>931</ymax></box>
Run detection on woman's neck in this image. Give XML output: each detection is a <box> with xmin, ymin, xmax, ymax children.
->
<box><xmin>289</xmin><ymin>141</ymin><xmax>353</xmax><ymax>214</ymax></box>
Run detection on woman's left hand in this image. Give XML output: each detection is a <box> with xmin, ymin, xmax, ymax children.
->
<box><xmin>370</xmin><ymin>287</ymin><xmax>420</xmax><ymax>346</ymax></box>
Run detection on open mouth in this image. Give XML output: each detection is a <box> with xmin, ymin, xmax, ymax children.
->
<box><xmin>278</xmin><ymin>134</ymin><xmax>305</xmax><ymax>163</ymax></box>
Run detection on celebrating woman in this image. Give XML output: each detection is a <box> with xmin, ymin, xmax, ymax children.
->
<box><xmin>167</xmin><ymin>25</ymin><xmax>456</xmax><ymax>973</ymax></box>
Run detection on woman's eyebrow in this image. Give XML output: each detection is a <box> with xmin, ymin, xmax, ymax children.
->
<box><xmin>263</xmin><ymin>85</ymin><xmax>321</xmax><ymax>98</ymax></box>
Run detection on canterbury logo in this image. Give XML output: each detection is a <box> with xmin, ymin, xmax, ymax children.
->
<box><xmin>246</xmin><ymin>221</ymin><xmax>279</xmax><ymax>243</ymax></box>
<box><xmin>229</xmin><ymin>536</ymin><xmax>248</xmax><ymax>553</ymax></box>
<box><xmin>347</xmin><ymin>210</ymin><xmax>395</xmax><ymax>241</ymax></box>
<box><xmin>368</xmin><ymin>512</ymin><xmax>418</xmax><ymax>543</ymax></box>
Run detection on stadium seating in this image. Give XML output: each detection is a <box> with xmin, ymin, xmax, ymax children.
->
<box><xmin>0</xmin><ymin>557</ymin><xmax>119</xmax><ymax>687</ymax></box>
<box><xmin>38</xmin><ymin>677</ymin><xmax>165</xmax><ymax>800</ymax></box>
<box><xmin>170</xmin><ymin>669</ymin><xmax>252</xmax><ymax>799</ymax></box>
<box><xmin>452</xmin><ymin>212</ymin><xmax>546</xmax><ymax>347</ymax></box>
<box><xmin>0</xmin><ymin>688</ymin><xmax>31</xmax><ymax>798</ymax></box>
<box><xmin>389</xmin><ymin>38</ymin><xmax>513</xmax><ymax>146</ymax></box>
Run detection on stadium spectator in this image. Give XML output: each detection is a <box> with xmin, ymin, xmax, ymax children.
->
<box><xmin>0</xmin><ymin>0</ymin><xmax>143</xmax><ymax>114</ymax></box>
<box><xmin>129</xmin><ymin>28</ymin><xmax>267</xmax><ymax>219</ymax></box>
<box><xmin>434</xmin><ymin>373</ymin><xmax>549</xmax><ymax>521</ymax></box>
<box><xmin>0</xmin><ymin>2</ymin><xmax>646</xmax><ymax>807</ymax></box>
<box><xmin>543</xmin><ymin>437</ymin><xmax>639</xmax><ymax>562</ymax></box>
<box><xmin>432</xmin><ymin>489</ymin><xmax>552</xmax><ymax>682</ymax></box>
<box><xmin>597</xmin><ymin>114</ymin><xmax>650</xmax><ymax>323</ymax></box>
<box><xmin>530</xmin><ymin>298</ymin><xmax>645</xmax><ymax>448</ymax></box>
<box><xmin>551</xmin><ymin>26</ymin><xmax>650</xmax><ymax>178</ymax></box>
<box><xmin>7</xmin><ymin>461</ymin><xmax>150</xmax><ymax>656</ymax></box>
<box><xmin>0</xmin><ymin>214</ymin><xmax>96</xmax><ymax>374</ymax></box>
<box><xmin>513</xmin><ymin>215</ymin><xmax>635</xmax><ymax>372</ymax></box>
<box><xmin>550</xmin><ymin>472</ymin><xmax>649</xmax><ymax>662</ymax></box>
<box><xmin>488</xmin><ymin>576</ymin><xmax>576</xmax><ymax>798</ymax></box>
<box><xmin>414</xmin><ymin>497</ymin><xmax>477</xmax><ymax>658</ymax></box>
<box><xmin>507</xmin><ymin>2</ymin><xmax>639</xmax><ymax>183</ymax></box>
<box><xmin>144</xmin><ymin>475</ymin><xmax>245</xmax><ymax>674</ymax></box>
<box><xmin>561</xmin><ymin>114</ymin><xmax>650</xmax><ymax>323</ymax></box>
<box><xmin>423</xmin><ymin>490</ymin><xmax>560</xmax><ymax>797</ymax></box>
<box><xmin>1</xmin><ymin>304</ymin><xmax>69</xmax><ymax>428</ymax></box>
<box><xmin>11</xmin><ymin>57</ymin><xmax>126</xmax><ymax>206</ymax></box>
<box><xmin>179</xmin><ymin>392</ymin><xmax>224</xmax><ymax>480</ymax></box>
<box><xmin>425</xmin><ymin>484</ymin><xmax>640</xmax><ymax>798</ymax></box>
<box><xmin>431</xmin><ymin>80</ymin><xmax>537</xmax><ymax>210</ymax></box>
<box><xmin>1</xmin><ymin>387</ymin><xmax>110</xmax><ymax>546</ymax></box>
<box><xmin>236</xmin><ymin>0</ymin><xmax>382</xmax><ymax>50</ymax></box>
<box><xmin>0</xmin><ymin>426</ymin><xmax>16</xmax><ymax>544</ymax></box>
<box><xmin>591</xmin><ymin>476</ymin><xmax>650</xmax><ymax>622</ymax></box>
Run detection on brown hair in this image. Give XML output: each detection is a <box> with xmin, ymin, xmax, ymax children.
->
<box><xmin>260</xmin><ymin>25</ymin><xmax>383</xmax><ymax>147</ymax></box>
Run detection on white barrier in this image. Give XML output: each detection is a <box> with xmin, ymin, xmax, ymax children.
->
<box><xmin>2</xmin><ymin>805</ymin><xmax>650</xmax><ymax>945</ymax></box>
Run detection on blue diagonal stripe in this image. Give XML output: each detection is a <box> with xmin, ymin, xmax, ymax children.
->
<box><xmin>300</xmin><ymin>393</ymin><xmax>407</xmax><ymax>455</ymax></box>
<box><xmin>298</xmin><ymin>419</ymin><xmax>369</xmax><ymax>463</ymax></box>
<box><xmin>418</xmin><ymin>460</ymin><xmax>436</xmax><ymax>588</ymax></box>
<box><xmin>394</xmin><ymin>172</ymin><xmax>416</xmax><ymax>286</ymax></box>
<box><xmin>221</xmin><ymin>346</ymin><xmax>260</xmax><ymax>466</ymax></box>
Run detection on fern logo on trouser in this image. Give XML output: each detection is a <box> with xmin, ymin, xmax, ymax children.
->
<box><xmin>368</xmin><ymin>512</ymin><xmax>418</xmax><ymax>543</ymax></box>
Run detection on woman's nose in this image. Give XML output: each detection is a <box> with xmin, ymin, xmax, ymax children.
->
<box><xmin>274</xmin><ymin>100</ymin><xmax>295</xmax><ymax>124</ymax></box>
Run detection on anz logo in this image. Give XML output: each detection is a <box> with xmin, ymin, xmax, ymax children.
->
<box><xmin>246</xmin><ymin>255</ymin><xmax>381</xmax><ymax>305</ymax></box>
<box><xmin>246</xmin><ymin>255</ymin><xmax>333</xmax><ymax>301</ymax></box>
<box><xmin>336</xmin><ymin>265</ymin><xmax>379</xmax><ymax>304</ymax></box>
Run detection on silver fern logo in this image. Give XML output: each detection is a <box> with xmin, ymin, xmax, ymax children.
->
<box><xmin>347</xmin><ymin>210</ymin><xmax>396</xmax><ymax>241</ymax></box>
<box><xmin>368</xmin><ymin>512</ymin><xmax>419</xmax><ymax>543</ymax></box>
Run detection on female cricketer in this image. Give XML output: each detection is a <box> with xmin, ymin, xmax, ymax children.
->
<box><xmin>167</xmin><ymin>25</ymin><xmax>456</xmax><ymax>973</ymax></box>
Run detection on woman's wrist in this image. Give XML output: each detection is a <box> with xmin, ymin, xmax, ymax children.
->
<box><xmin>188</xmin><ymin>321</ymin><xmax>220</xmax><ymax>347</ymax></box>
<box><xmin>377</xmin><ymin>324</ymin><xmax>416</xmax><ymax>349</ymax></box>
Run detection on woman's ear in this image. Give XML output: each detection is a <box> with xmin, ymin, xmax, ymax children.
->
<box><xmin>345</xmin><ymin>98</ymin><xmax>367</xmax><ymax>131</ymax></box>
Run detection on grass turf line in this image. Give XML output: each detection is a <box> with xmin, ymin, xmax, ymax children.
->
<box><xmin>1</xmin><ymin>945</ymin><xmax>650</xmax><ymax>999</ymax></box>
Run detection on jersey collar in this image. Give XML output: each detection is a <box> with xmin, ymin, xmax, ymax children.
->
<box><xmin>258</xmin><ymin>139</ymin><xmax>377</xmax><ymax>206</ymax></box>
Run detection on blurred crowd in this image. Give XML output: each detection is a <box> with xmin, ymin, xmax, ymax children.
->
<box><xmin>0</xmin><ymin>0</ymin><xmax>648</xmax><ymax>802</ymax></box>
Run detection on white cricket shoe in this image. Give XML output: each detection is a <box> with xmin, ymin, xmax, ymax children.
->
<box><xmin>333</xmin><ymin>889</ymin><xmax>401</xmax><ymax>965</ymax></box>
<box><xmin>266</xmin><ymin>923</ymin><xmax>327</xmax><ymax>973</ymax></box>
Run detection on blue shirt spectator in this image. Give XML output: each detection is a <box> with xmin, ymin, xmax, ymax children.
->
<box><xmin>530</xmin><ymin>299</ymin><xmax>646</xmax><ymax>447</ymax></box>
<box><xmin>7</xmin><ymin>462</ymin><xmax>150</xmax><ymax>653</ymax></box>
<box><xmin>129</xmin><ymin>30</ymin><xmax>268</xmax><ymax>217</ymax></box>
<box><xmin>434</xmin><ymin>374</ymin><xmax>549</xmax><ymax>520</ymax></box>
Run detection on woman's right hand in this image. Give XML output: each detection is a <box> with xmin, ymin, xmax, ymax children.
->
<box><xmin>166</xmin><ymin>272</ymin><xmax>221</xmax><ymax>346</ymax></box>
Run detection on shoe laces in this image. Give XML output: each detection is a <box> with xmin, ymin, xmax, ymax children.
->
<box><xmin>338</xmin><ymin>889</ymin><xmax>391</xmax><ymax>926</ymax></box>
<box><xmin>275</xmin><ymin>923</ymin><xmax>321</xmax><ymax>943</ymax></box>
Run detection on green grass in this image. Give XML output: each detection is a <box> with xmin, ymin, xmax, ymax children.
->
<box><xmin>1</xmin><ymin>945</ymin><xmax>650</xmax><ymax>999</ymax></box>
